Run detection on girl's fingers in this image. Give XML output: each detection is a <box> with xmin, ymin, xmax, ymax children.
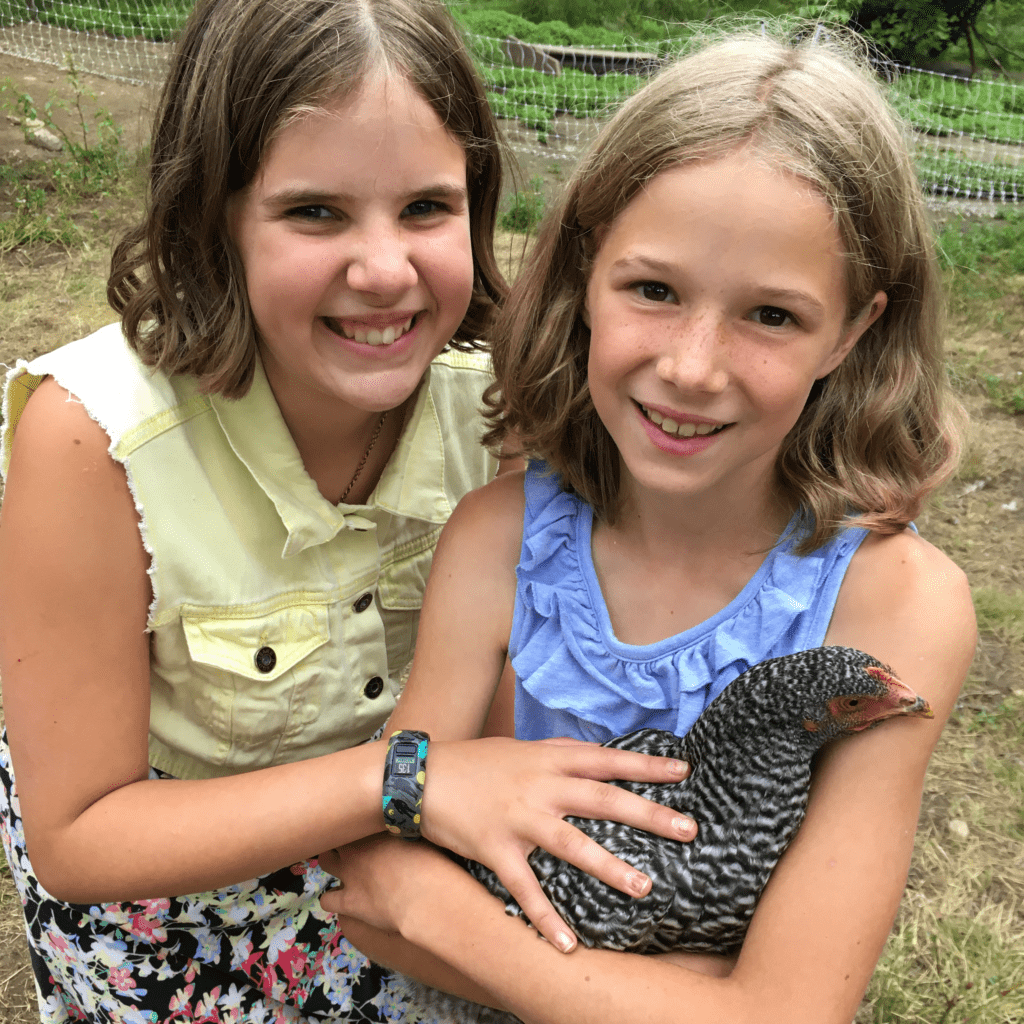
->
<box><xmin>532</xmin><ymin>809</ymin><xmax>670</xmax><ymax>902</ymax></box>
<box><xmin>568</xmin><ymin>776</ymin><xmax>698</xmax><ymax>844</ymax></box>
<box><xmin>320</xmin><ymin>885</ymin><xmax>344</xmax><ymax>917</ymax></box>
<box><xmin>553</xmin><ymin>742</ymin><xmax>691</xmax><ymax>785</ymax></box>
<box><xmin>317</xmin><ymin>847</ymin><xmax>343</xmax><ymax>876</ymax></box>
<box><xmin>489</xmin><ymin>852</ymin><xmax>578</xmax><ymax>953</ymax></box>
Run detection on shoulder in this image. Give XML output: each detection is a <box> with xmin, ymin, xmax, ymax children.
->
<box><xmin>827</xmin><ymin>527</ymin><xmax>975</xmax><ymax>719</ymax></box>
<box><xmin>10</xmin><ymin>373</ymin><xmax>115</xmax><ymax>470</ymax></box>
<box><xmin>840</xmin><ymin>527</ymin><xmax>972</xmax><ymax>629</ymax></box>
<box><xmin>5</xmin><ymin>373</ymin><xmax>142</xmax><ymax>538</ymax></box>
<box><xmin>440</xmin><ymin>469</ymin><xmax>526</xmax><ymax>564</ymax></box>
<box><xmin>1</xmin><ymin>374</ymin><xmax>148</xmax><ymax>615</ymax></box>
<box><xmin>426</xmin><ymin>471</ymin><xmax>526</xmax><ymax>610</ymax></box>
<box><xmin>6</xmin><ymin>323</ymin><xmax>196</xmax><ymax>455</ymax></box>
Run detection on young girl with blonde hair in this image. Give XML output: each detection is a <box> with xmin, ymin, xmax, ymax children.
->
<box><xmin>0</xmin><ymin>1</ymin><xmax>692</xmax><ymax>1020</ymax></box>
<box><xmin>321</xmin><ymin>30</ymin><xmax>976</xmax><ymax>1023</ymax></box>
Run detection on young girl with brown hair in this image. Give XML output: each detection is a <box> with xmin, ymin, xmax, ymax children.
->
<box><xmin>321</xmin><ymin>31</ymin><xmax>977</xmax><ymax>1023</ymax></box>
<box><xmin>0</xmin><ymin>2</ymin><xmax>692</xmax><ymax>1020</ymax></box>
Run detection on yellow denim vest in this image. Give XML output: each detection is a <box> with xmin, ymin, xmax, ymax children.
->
<box><xmin>2</xmin><ymin>323</ymin><xmax>497</xmax><ymax>780</ymax></box>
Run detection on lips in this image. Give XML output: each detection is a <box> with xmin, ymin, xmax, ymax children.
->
<box><xmin>322</xmin><ymin>313</ymin><xmax>418</xmax><ymax>346</ymax></box>
<box><xmin>638</xmin><ymin>402</ymin><xmax>729</xmax><ymax>439</ymax></box>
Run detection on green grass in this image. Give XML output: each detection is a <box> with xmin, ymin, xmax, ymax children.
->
<box><xmin>891</xmin><ymin>69</ymin><xmax>1024</xmax><ymax>144</ymax></box>
<box><xmin>936</xmin><ymin>212</ymin><xmax>1024</xmax><ymax>280</ymax></box>
<box><xmin>461</xmin><ymin>7</ymin><xmax>1024</xmax><ymax>198</ymax></box>
<box><xmin>0</xmin><ymin>0</ymin><xmax>191</xmax><ymax>41</ymax></box>
<box><xmin>499</xmin><ymin>174</ymin><xmax>547</xmax><ymax>231</ymax></box>
<box><xmin>0</xmin><ymin>68</ymin><xmax>141</xmax><ymax>253</ymax></box>
<box><xmin>867</xmin><ymin>906</ymin><xmax>1024</xmax><ymax>1024</ymax></box>
<box><xmin>972</xmin><ymin>587</ymin><xmax>1024</xmax><ymax>643</ymax></box>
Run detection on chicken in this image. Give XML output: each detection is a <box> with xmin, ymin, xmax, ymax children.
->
<box><xmin>385</xmin><ymin>646</ymin><xmax>933</xmax><ymax>1021</ymax></box>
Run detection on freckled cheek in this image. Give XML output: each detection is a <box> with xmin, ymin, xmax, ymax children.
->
<box><xmin>755</xmin><ymin>371</ymin><xmax>821</xmax><ymax>420</ymax></box>
<box><xmin>422</xmin><ymin>234</ymin><xmax>474</xmax><ymax>306</ymax></box>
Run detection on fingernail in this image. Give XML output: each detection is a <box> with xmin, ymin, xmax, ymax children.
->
<box><xmin>627</xmin><ymin>871</ymin><xmax>652</xmax><ymax>897</ymax></box>
<box><xmin>668</xmin><ymin>760</ymin><xmax>689</xmax><ymax>775</ymax></box>
<box><xmin>556</xmin><ymin>932</ymin><xmax>575</xmax><ymax>953</ymax></box>
<box><xmin>673</xmin><ymin>816</ymin><xmax>696</xmax><ymax>836</ymax></box>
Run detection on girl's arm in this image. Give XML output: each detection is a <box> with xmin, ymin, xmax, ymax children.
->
<box><xmin>324</xmin><ymin>524</ymin><xmax>975</xmax><ymax>1023</ymax></box>
<box><xmin>0</xmin><ymin>380</ymin><xmax>687</xmax><ymax>917</ymax></box>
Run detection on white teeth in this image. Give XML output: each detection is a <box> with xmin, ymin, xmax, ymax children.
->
<box><xmin>336</xmin><ymin>317</ymin><xmax>413</xmax><ymax>345</ymax></box>
<box><xmin>641</xmin><ymin>404</ymin><xmax>722</xmax><ymax>439</ymax></box>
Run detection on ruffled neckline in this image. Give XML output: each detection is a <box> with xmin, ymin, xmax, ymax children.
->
<box><xmin>574</xmin><ymin>496</ymin><xmax>797</xmax><ymax>662</ymax></box>
<box><xmin>511</xmin><ymin>466</ymin><xmax>867</xmax><ymax>741</ymax></box>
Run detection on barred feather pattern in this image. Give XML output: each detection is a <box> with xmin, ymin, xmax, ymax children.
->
<box><xmin>392</xmin><ymin>646</ymin><xmax>931</xmax><ymax>1022</ymax></box>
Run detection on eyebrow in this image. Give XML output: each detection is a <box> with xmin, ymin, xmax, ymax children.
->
<box><xmin>263</xmin><ymin>183</ymin><xmax>469</xmax><ymax>208</ymax></box>
<box><xmin>610</xmin><ymin>256</ymin><xmax>826</xmax><ymax>316</ymax></box>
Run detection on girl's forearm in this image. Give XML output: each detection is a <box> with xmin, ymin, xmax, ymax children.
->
<box><xmin>336</xmin><ymin>917</ymin><xmax>505</xmax><ymax>1008</ymax></box>
<box><xmin>397</xmin><ymin>864</ymin><xmax>751</xmax><ymax>1024</ymax></box>
<box><xmin>337</xmin><ymin>917</ymin><xmax>735</xmax><ymax>1010</ymax></box>
<box><xmin>28</xmin><ymin>741</ymin><xmax>385</xmax><ymax>904</ymax></box>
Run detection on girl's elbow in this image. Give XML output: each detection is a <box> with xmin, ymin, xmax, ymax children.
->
<box><xmin>30</xmin><ymin>853</ymin><xmax>88</xmax><ymax>904</ymax></box>
<box><xmin>24</xmin><ymin>833</ymin><xmax>109</xmax><ymax>905</ymax></box>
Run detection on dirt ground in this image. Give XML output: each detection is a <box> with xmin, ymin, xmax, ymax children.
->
<box><xmin>0</xmin><ymin>45</ymin><xmax>1023</xmax><ymax>1024</ymax></box>
<box><xmin>0</xmin><ymin>50</ymin><xmax>159</xmax><ymax>166</ymax></box>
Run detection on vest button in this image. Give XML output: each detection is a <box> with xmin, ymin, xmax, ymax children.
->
<box><xmin>353</xmin><ymin>592</ymin><xmax>373</xmax><ymax>613</ymax></box>
<box><xmin>254</xmin><ymin>646</ymin><xmax>277</xmax><ymax>673</ymax></box>
<box><xmin>364</xmin><ymin>676</ymin><xmax>384</xmax><ymax>699</ymax></box>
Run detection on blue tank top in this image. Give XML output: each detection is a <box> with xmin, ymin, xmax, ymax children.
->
<box><xmin>511</xmin><ymin>464</ymin><xmax>869</xmax><ymax>743</ymax></box>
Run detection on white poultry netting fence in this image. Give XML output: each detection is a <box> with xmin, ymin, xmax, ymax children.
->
<box><xmin>1</xmin><ymin>3</ymin><xmax>1023</xmax><ymax>202</ymax></box>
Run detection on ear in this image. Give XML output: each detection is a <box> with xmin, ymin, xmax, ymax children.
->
<box><xmin>817</xmin><ymin>290</ymin><xmax>887</xmax><ymax>379</ymax></box>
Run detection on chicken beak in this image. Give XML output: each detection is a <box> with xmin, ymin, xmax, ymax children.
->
<box><xmin>865</xmin><ymin>665</ymin><xmax>934</xmax><ymax>719</ymax></box>
<box><xmin>900</xmin><ymin>693</ymin><xmax>934</xmax><ymax>719</ymax></box>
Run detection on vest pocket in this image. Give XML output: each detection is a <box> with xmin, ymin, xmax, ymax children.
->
<box><xmin>377</xmin><ymin>529</ymin><xmax>439</xmax><ymax>611</ymax></box>
<box><xmin>181</xmin><ymin>603</ymin><xmax>331</xmax><ymax>681</ymax></box>
<box><xmin>377</xmin><ymin>536</ymin><xmax>437</xmax><ymax>691</ymax></box>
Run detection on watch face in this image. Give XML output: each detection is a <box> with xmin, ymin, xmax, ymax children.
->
<box><xmin>394</xmin><ymin>741</ymin><xmax>419</xmax><ymax>773</ymax></box>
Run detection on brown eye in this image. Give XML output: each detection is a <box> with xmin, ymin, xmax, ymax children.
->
<box><xmin>638</xmin><ymin>282</ymin><xmax>674</xmax><ymax>302</ymax></box>
<box><xmin>752</xmin><ymin>305</ymin><xmax>792</xmax><ymax>328</ymax></box>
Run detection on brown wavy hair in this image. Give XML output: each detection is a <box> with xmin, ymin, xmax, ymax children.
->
<box><xmin>108</xmin><ymin>0</ymin><xmax>506</xmax><ymax>398</ymax></box>
<box><xmin>483</xmin><ymin>30</ymin><xmax>963</xmax><ymax>553</ymax></box>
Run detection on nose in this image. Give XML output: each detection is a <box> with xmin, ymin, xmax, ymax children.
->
<box><xmin>344</xmin><ymin>224</ymin><xmax>418</xmax><ymax>300</ymax></box>
<box><xmin>655</xmin><ymin>312</ymin><xmax>729</xmax><ymax>394</ymax></box>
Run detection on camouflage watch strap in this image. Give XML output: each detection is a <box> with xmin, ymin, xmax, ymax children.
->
<box><xmin>382</xmin><ymin>730</ymin><xmax>429</xmax><ymax>838</ymax></box>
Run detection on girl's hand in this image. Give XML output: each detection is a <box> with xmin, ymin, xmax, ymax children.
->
<box><xmin>319</xmin><ymin>837</ymin><xmax>430</xmax><ymax>933</ymax></box>
<box><xmin>416</xmin><ymin>735</ymin><xmax>695</xmax><ymax>951</ymax></box>
<box><xmin>319</xmin><ymin>839</ymin><xmax>510</xmax><ymax>1009</ymax></box>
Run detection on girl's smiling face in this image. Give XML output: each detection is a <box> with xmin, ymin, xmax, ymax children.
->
<box><xmin>228</xmin><ymin>74</ymin><xmax>473</xmax><ymax>427</ymax></box>
<box><xmin>584</xmin><ymin>148</ymin><xmax>886</xmax><ymax>514</ymax></box>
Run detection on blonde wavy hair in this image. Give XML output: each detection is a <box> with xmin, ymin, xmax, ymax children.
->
<box><xmin>108</xmin><ymin>0</ymin><xmax>506</xmax><ymax>398</ymax></box>
<box><xmin>483</xmin><ymin>29</ymin><xmax>963</xmax><ymax>553</ymax></box>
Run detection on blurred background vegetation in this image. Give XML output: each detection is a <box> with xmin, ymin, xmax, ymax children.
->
<box><xmin>453</xmin><ymin>0</ymin><xmax>1024</xmax><ymax>73</ymax></box>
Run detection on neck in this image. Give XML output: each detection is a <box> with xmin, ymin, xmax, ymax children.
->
<box><xmin>611</xmin><ymin>471</ymin><xmax>793</xmax><ymax>566</ymax></box>
<box><xmin>588</xmin><ymin>464</ymin><xmax>796</xmax><ymax>646</ymax></box>
<box><xmin>262</xmin><ymin>362</ymin><xmax>414</xmax><ymax>506</ymax></box>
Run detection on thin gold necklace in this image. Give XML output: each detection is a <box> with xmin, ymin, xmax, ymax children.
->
<box><xmin>340</xmin><ymin>411</ymin><xmax>388</xmax><ymax>504</ymax></box>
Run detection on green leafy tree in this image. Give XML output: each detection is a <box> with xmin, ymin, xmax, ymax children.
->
<box><xmin>849</xmin><ymin>0</ymin><xmax>997</xmax><ymax>67</ymax></box>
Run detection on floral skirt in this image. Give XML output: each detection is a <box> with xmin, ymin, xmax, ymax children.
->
<box><xmin>0</xmin><ymin>733</ymin><xmax>450</xmax><ymax>1024</ymax></box>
